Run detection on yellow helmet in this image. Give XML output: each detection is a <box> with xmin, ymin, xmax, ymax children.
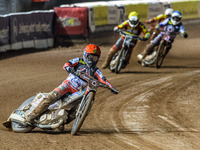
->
<box><xmin>128</xmin><ymin>11</ymin><xmax>140</xmax><ymax>27</ymax></box>
<box><xmin>128</xmin><ymin>11</ymin><xmax>139</xmax><ymax>20</ymax></box>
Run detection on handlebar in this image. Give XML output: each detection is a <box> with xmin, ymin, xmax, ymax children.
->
<box><xmin>117</xmin><ymin>30</ymin><xmax>143</xmax><ymax>41</ymax></box>
<box><xmin>75</xmin><ymin>70</ymin><xmax>119</xmax><ymax>94</ymax></box>
<box><xmin>98</xmin><ymin>82</ymin><xmax>119</xmax><ymax>94</ymax></box>
<box><xmin>159</xmin><ymin>29</ymin><xmax>180</xmax><ymax>36</ymax></box>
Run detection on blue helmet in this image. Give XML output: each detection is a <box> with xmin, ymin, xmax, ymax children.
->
<box><xmin>171</xmin><ymin>11</ymin><xmax>182</xmax><ymax>25</ymax></box>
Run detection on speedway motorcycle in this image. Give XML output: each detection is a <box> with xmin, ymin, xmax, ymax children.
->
<box><xmin>109</xmin><ymin>30</ymin><xmax>142</xmax><ymax>74</ymax></box>
<box><xmin>3</xmin><ymin>71</ymin><xmax>119</xmax><ymax>135</ymax></box>
<box><xmin>142</xmin><ymin>29</ymin><xmax>180</xmax><ymax>68</ymax></box>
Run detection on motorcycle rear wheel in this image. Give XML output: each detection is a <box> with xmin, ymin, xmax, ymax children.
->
<box><xmin>11</xmin><ymin>96</ymin><xmax>36</xmax><ymax>132</ymax></box>
<box><xmin>12</xmin><ymin>122</ymin><xmax>34</xmax><ymax>133</ymax></box>
<box><xmin>71</xmin><ymin>91</ymin><xmax>95</xmax><ymax>135</ymax></box>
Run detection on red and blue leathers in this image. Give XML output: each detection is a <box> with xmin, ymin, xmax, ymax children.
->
<box><xmin>54</xmin><ymin>57</ymin><xmax>115</xmax><ymax>96</ymax></box>
<box><xmin>140</xmin><ymin>17</ymin><xmax>187</xmax><ymax>60</ymax></box>
<box><xmin>152</xmin><ymin>18</ymin><xmax>186</xmax><ymax>45</ymax></box>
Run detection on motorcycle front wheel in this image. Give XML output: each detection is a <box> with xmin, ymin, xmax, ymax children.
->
<box><xmin>155</xmin><ymin>41</ymin><xmax>166</xmax><ymax>68</ymax></box>
<box><xmin>115</xmin><ymin>48</ymin><xmax>124</xmax><ymax>74</ymax></box>
<box><xmin>71</xmin><ymin>91</ymin><xmax>95</xmax><ymax>135</ymax></box>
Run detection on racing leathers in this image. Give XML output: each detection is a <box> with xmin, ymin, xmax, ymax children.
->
<box><xmin>26</xmin><ymin>58</ymin><xmax>116</xmax><ymax>123</ymax></box>
<box><xmin>146</xmin><ymin>13</ymin><xmax>168</xmax><ymax>40</ymax></box>
<box><xmin>56</xmin><ymin>57</ymin><xmax>116</xmax><ymax>96</ymax></box>
<box><xmin>141</xmin><ymin>17</ymin><xmax>188</xmax><ymax>60</ymax></box>
<box><xmin>101</xmin><ymin>20</ymin><xmax>150</xmax><ymax>69</ymax></box>
<box><xmin>146</xmin><ymin>13</ymin><xmax>167</xmax><ymax>28</ymax></box>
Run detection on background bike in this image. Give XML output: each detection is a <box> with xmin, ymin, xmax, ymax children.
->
<box><xmin>109</xmin><ymin>30</ymin><xmax>142</xmax><ymax>74</ymax></box>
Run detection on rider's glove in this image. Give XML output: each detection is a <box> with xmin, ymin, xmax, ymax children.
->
<box><xmin>145</xmin><ymin>20</ymin><xmax>150</xmax><ymax>24</ymax></box>
<box><xmin>66</xmin><ymin>67</ymin><xmax>75</xmax><ymax>74</ymax></box>
<box><xmin>114</xmin><ymin>27</ymin><xmax>119</xmax><ymax>33</ymax></box>
<box><xmin>73</xmin><ymin>70</ymin><xmax>83</xmax><ymax>77</ymax></box>
<box><xmin>183</xmin><ymin>32</ymin><xmax>188</xmax><ymax>38</ymax></box>
<box><xmin>111</xmin><ymin>87</ymin><xmax>119</xmax><ymax>94</ymax></box>
<box><xmin>141</xmin><ymin>37</ymin><xmax>148</xmax><ymax>41</ymax></box>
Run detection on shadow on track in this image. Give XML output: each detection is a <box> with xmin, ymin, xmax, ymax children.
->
<box><xmin>0</xmin><ymin>48</ymin><xmax>51</xmax><ymax>61</ymax></box>
<box><xmin>120</xmin><ymin>71</ymin><xmax>174</xmax><ymax>74</ymax></box>
<box><xmin>161</xmin><ymin>65</ymin><xmax>200</xmax><ymax>69</ymax></box>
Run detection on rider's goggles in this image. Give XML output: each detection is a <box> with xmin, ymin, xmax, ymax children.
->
<box><xmin>166</xmin><ymin>15</ymin><xmax>171</xmax><ymax>18</ymax></box>
<box><xmin>172</xmin><ymin>16</ymin><xmax>181</xmax><ymax>22</ymax></box>
<box><xmin>130</xmin><ymin>20</ymin><xmax>138</xmax><ymax>25</ymax></box>
<box><xmin>87</xmin><ymin>54</ymin><xmax>99</xmax><ymax>62</ymax></box>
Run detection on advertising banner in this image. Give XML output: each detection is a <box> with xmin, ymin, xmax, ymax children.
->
<box><xmin>171</xmin><ymin>1</ymin><xmax>199</xmax><ymax>19</ymax></box>
<box><xmin>0</xmin><ymin>16</ymin><xmax>9</xmax><ymax>46</ymax></box>
<box><xmin>108</xmin><ymin>6</ymin><xmax>119</xmax><ymax>24</ymax></box>
<box><xmin>125</xmin><ymin>3</ymin><xmax>148</xmax><ymax>21</ymax></box>
<box><xmin>10</xmin><ymin>11</ymin><xmax>54</xmax><ymax>49</ymax></box>
<box><xmin>108</xmin><ymin>6</ymin><xmax>126</xmax><ymax>25</ymax></box>
<box><xmin>118</xmin><ymin>6</ymin><xmax>126</xmax><ymax>24</ymax></box>
<box><xmin>88</xmin><ymin>7</ymin><xmax>95</xmax><ymax>33</ymax></box>
<box><xmin>55</xmin><ymin>7</ymin><xmax>88</xmax><ymax>37</ymax></box>
<box><xmin>93</xmin><ymin>5</ymin><xmax>108</xmax><ymax>26</ymax></box>
<box><xmin>148</xmin><ymin>2</ymin><xmax>169</xmax><ymax>19</ymax></box>
<box><xmin>0</xmin><ymin>0</ymin><xmax>8</xmax><ymax>15</ymax></box>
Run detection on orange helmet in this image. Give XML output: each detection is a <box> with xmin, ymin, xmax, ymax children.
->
<box><xmin>83</xmin><ymin>44</ymin><xmax>101</xmax><ymax>68</ymax></box>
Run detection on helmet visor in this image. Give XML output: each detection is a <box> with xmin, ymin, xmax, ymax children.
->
<box><xmin>166</xmin><ymin>14</ymin><xmax>171</xmax><ymax>18</ymax></box>
<box><xmin>130</xmin><ymin>20</ymin><xmax>138</xmax><ymax>26</ymax></box>
<box><xmin>172</xmin><ymin>16</ymin><xmax>181</xmax><ymax>22</ymax></box>
<box><xmin>87</xmin><ymin>54</ymin><xmax>99</xmax><ymax>62</ymax></box>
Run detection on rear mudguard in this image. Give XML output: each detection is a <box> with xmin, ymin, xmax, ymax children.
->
<box><xmin>3</xmin><ymin>90</ymin><xmax>86</xmax><ymax>132</ymax></box>
<box><xmin>5</xmin><ymin>96</ymin><xmax>36</xmax><ymax>132</ymax></box>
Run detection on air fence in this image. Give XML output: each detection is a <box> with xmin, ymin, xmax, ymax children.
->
<box><xmin>0</xmin><ymin>0</ymin><xmax>199</xmax><ymax>53</ymax></box>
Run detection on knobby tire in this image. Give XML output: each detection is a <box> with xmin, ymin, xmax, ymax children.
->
<box><xmin>71</xmin><ymin>91</ymin><xmax>95</xmax><ymax>135</ymax></box>
<box><xmin>156</xmin><ymin>41</ymin><xmax>166</xmax><ymax>68</ymax></box>
<box><xmin>115</xmin><ymin>48</ymin><xmax>124</xmax><ymax>74</ymax></box>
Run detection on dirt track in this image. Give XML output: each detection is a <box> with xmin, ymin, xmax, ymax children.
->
<box><xmin>0</xmin><ymin>22</ymin><xmax>200</xmax><ymax>150</ymax></box>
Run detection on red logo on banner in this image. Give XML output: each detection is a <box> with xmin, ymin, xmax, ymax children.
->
<box><xmin>57</xmin><ymin>17</ymin><xmax>81</xmax><ymax>27</ymax></box>
<box><xmin>54</xmin><ymin>7</ymin><xmax>88</xmax><ymax>37</ymax></box>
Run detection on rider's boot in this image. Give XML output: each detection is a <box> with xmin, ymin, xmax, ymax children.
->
<box><xmin>137</xmin><ymin>54</ymin><xmax>143</xmax><ymax>64</ymax></box>
<box><xmin>101</xmin><ymin>49</ymin><xmax>116</xmax><ymax>69</ymax></box>
<box><xmin>137</xmin><ymin>42</ymin><xmax>156</xmax><ymax>66</ymax></box>
<box><xmin>141</xmin><ymin>42</ymin><xmax>157</xmax><ymax>60</ymax></box>
<box><xmin>26</xmin><ymin>91</ymin><xmax>60</xmax><ymax>124</ymax></box>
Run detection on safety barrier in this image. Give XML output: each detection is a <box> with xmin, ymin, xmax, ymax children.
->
<box><xmin>60</xmin><ymin>0</ymin><xmax>199</xmax><ymax>33</ymax></box>
<box><xmin>0</xmin><ymin>10</ymin><xmax>54</xmax><ymax>52</ymax></box>
<box><xmin>0</xmin><ymin>0</ymin><xmax>199</xmax><ymax>53</ymax></box>
<box><xmin>54</xmin><ymin>7</ymin><xmax>88</xmax><ymax>37</ymax></box>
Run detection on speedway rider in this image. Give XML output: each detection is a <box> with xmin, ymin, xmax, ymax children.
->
<box><xmin>26</xmin><ymin>44</ymin><xmax>119</xmax><ymax>124</ymax></box>
<box><xmin>101</xmin><ymin>11</ymin><xmax>150</xmax><ymax>69</ymax></box>
<box><xmin>146</xmin><ymin>8</ymin><xmax>174</xmax><ymax>40</ymax></box>
<box><xmin>137</xmin><ymin>11</ymin><xmax>188</xmax><ymax>66</ymax></box>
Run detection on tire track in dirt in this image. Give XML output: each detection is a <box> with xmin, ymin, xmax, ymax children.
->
<box><xmin>90</xmin><ymin>70</ymin><xmax>200</xmax><ymax>149</ymax></box>
<box><xmin>0</xmin><ymin>22</ymin><xmax>200</xmax><ymax>150</ymax></box>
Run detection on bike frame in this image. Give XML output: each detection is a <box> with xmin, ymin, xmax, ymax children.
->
<box><xmin>114</xmin><ymin>31</ymin><xmax>141</xmax><ymax>74</ymax></box>
<box><xmin>155</xmin><ymin>33</ymin><xmax>173</xmax><ymax>68</ymax></box>
<box><xmin>71</xmin><ymin>72</ymin><xmax>115</xmax><ymax>135</ymax></box>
